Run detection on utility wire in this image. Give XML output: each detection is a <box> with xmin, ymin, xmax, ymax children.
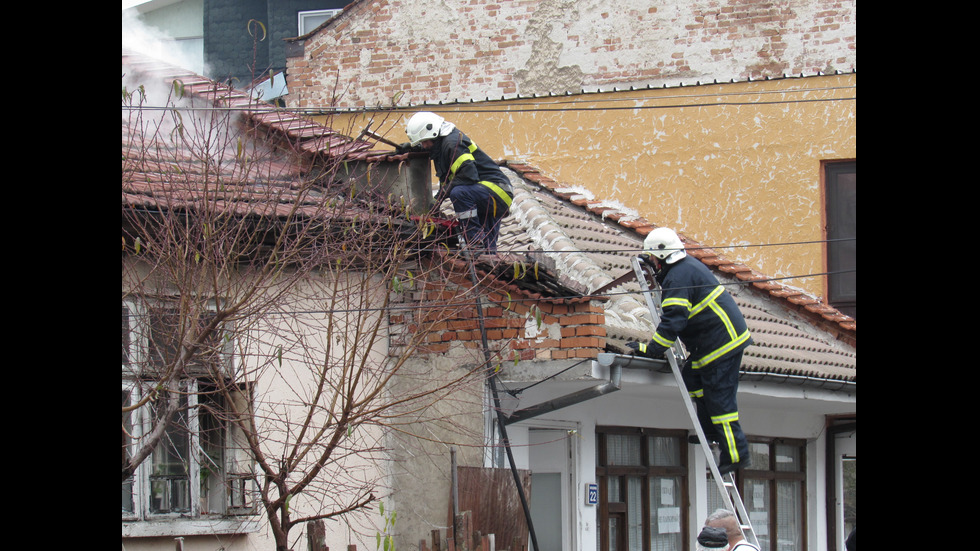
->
<box><xmin>405</xmin><ymin>237</ymin><xmax>855</xmax><ymax>257</ymax></box>
<box><xmin>257</xmin><ymin>267</ymin><xmax>856</xmax><ymax>318</ymax></box>
<box><xmin>121</xmin><ymin>83</ymin><xmax>855</xmax><ymax>115</ymax></box>
<box><xmin>503</xmin><ymin>359</ymin><xmax>590</xmax><ymax>397</ymax></box>
<box><xmin>123</xmin><ymin>94</ymin><xmax>856</xmax><ymax>114</ymax></box>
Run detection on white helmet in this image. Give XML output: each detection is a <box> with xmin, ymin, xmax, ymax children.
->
<box><xmin>643</xmin><ymin>227</ymin><xmax>687</xmax><ymax>264</ymax></box>
<box><xmin>405</xmin><ymin>112</ymin><xmax>446</xmax><ymax>146</ymax></box>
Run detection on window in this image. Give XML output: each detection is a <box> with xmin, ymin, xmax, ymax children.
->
<box><xmin>298</xmin><ymin>9</ymin><xmax>342</xmax><ymax>35</ymax></box>
<box><xmin>122</xmin><ymin>300</ymin><xmax>257</xmax><ymax>535</ymax></box>
<box><xmin>597</xmin><ymin>427</ymin><xmax>688</xmax><ymax>551</ymax></box>
<box><xmin>708</xmin><ymin>438</ymin><xmax>806</xmax><ymax>551</ymax></box>
<box><xmin>825</xmin><ymin>161</ymin><xmax>855</xmax><ymax>318</ymax></box>
<box><xmin>122</xmin><ymin>380</ymin><xmax>255</xmax><ymax>522</ymax></box>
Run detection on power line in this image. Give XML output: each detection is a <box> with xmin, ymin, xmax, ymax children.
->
<box><xmin>253</xmin><ymin>267</ymin><xmax>855</xmax><ymax>318</ymax></box>
<box><xmin>364</xmin><ymin>238</ymin><xmax>855</xmax><ymax>267</ymax></box>
<box><xmin>121</xmin><ymin>83</ymin><xmax>856</xmax><ymax>116</ymax></box>
<box><xmin>410</xmin><ymin>237</ymin><xmax>855</xmax><ymax>256</ymax></box>
<box><xmin>121</xmin><ymin>238</ymin><xmax>854</xmax><ymax>316</ymax></box>
<box><xmin>122</xmin><ymin>94</ymin><xmax>856</xmax><ymax>115</ymax></box>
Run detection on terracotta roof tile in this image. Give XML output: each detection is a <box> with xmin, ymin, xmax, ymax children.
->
<box><xmin>122</xmin><ymin>51</ymin><xmax>854</xmax><ymax>383</ymax></box>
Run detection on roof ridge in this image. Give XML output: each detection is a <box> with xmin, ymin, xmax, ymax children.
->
<box><xmin>501</xmin><ymin>160</ymin><xmax>856</xmax><ymax>347</ymax></box>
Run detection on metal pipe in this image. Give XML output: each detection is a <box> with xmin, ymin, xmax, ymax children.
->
<box><xmin>504</xmin><ymin>364</ymin><xmax>622</xmax><ymax>425</ymax></box>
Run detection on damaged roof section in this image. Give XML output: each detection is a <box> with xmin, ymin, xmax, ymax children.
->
<box><xmin>122</xmin><ymin>50</ymin><xmax>440</xmax><ymax>254</ymax></box>
<box><xmin>122</xmin><ymin>49</ymin><xmax>376</xmax><ymax>161</ymax></box>
<box><xmin>121</xmin><ymin>49</ymin><xmax>598</xmax><ymax>298</ymax></box>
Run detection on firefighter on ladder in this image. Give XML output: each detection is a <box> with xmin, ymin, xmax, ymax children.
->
<box><xmin>628</xmin><ymin>227</ymin><xmax>754</xmax><ymax>475</ymax></box>
<box><xmin>404</xmin><ymin>111</ymin><xmax>514</xmax><ymax>254</ymax></box>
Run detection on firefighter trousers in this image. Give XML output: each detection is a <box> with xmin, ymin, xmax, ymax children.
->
<box><xmin>448</xmin><ymin>182</ymin><xmax>510</xmax><ymax>253</ymax></box>
<box><xmin>682</xmin><ymin>349</ymin><xmax>749</xmax><ymax>468</ymax></box>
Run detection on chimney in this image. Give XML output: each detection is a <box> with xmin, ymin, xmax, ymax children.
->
<box><xmin>342</xmin><ymin>153</ymin><xmax>434</xmax><ymax>215</ymax></box>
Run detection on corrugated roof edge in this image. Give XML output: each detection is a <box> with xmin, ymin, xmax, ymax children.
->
<box><xmin>500</xmin><ymin>161</ymin><xmax>856</xmax><ymax>349</ymax></box>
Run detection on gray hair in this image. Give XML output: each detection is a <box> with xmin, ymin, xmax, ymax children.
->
<box><xmin>706</xmin><ymin>508</ymin><xmax>735</xmax><ymax>523</ymax></box>
<box><xmin>705</xmin><ymin>508</ymin><xmax>741</xmax><ymax>540</ymax></box>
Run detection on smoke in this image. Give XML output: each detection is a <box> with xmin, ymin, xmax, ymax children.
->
<box><xmin>122</xmin><ymin>8</ymin><xmax>285</xmax><ymax>190</ymax></box>
<box><xmin>121</xmin><ymin>6</ymin><xmax>284</xmax><ymax>180</ymax></box>
<box><xmin>122</xmin><ymin>7</ymin><xmax>217</xmax><ymax>138</ymax></box>
<box><xmin>122</xmin><ymin>8</ymin><xmax>208</xmax><ymax>77</ymax></box>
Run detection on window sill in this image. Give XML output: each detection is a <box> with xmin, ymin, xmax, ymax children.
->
<box><xmin>121</xmin><ymin>517</ymin><xmax>261</xmax><ymax>538</ymax></box>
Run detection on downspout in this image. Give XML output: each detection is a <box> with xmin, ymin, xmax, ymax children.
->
<box><xmin>503</xmin><ymin>363</ymin><xmax>622</xmax><ymax>425</ymax></box>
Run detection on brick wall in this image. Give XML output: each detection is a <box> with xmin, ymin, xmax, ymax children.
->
<box><xmin>285</xmin><ymin>0</ymin><xmax>855</xmax><ymax>108</ymax></box>
<box><xmin>388</xmin><ymin>260</ymin><xmax>606</xmax><ymax>364</ymax></box>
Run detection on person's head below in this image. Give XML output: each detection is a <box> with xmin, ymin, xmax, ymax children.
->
<box><xmin>405</xmin><ymin>111</ymin><xmax>455</xmax><ymax>150</ymax></box>
<box><xmin>696</xmin><ymin>525</ymin><xmax>729</xmax><ymax>551</ymax></box>
<box><xmin>704</xmin><ymin>508</ymin><xmax>747</xmax><ymax>548</ymax></box>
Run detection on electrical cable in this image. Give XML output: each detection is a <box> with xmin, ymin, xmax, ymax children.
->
<box><xmin>504</xmin><ymin>358</ymin><xmax>590</xmax><ymax>397</ymax></box>
<box><xmin>247</xmin><ymin>266</ymin><xmax>855</xmax><ymax>318</ymax></box>
<box><xmin>392</xmin><ymin>237</ymin><xmax>855</xmax><ymax>257</ymax></box>
<box><xmin>123</xmin><ymin>93</ymin><xmax>856</xmax><ymax>114</ymax></box>
<box><xmin>121</xmin><ymin>81</ymin><xmax>855</xmax><ymax>115</ymax></box>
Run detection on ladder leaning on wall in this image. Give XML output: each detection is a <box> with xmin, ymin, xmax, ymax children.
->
<box><xmin>629</xmin><ymin>256</ymin><xmax>760</xmax><ymax>549</ymax></box>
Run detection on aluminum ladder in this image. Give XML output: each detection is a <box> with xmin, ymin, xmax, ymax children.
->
<box><xmin>629</xmin><ymin>256</ymin><xmax>759</xmax><ymax>548</ymax></box>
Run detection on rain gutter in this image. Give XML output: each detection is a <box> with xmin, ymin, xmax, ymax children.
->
<box><xmin>503</xmin><ymin>361</ymin><xmax>624</xmax><ymax>426</ymax></box>
<box><xmin>503</xmin><ymin>353</ymin><xmax>854</xmax><ymax>425</ymax></box>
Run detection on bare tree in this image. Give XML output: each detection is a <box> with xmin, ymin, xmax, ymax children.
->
<box><xmin>122</xmin><ymin>61</ymin><xmax>489</xmax><ymax>550</ymax></box>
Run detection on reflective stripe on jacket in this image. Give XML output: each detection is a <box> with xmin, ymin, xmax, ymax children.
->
<box><xmin>653</xmin><ymin>256</ymin><xmax>752</xmax><ymax>369</ymax></box>
<box><xmin>432</xmin><ymin>129</ymin><xmax>513</xmax><ymax>207</ymax></box>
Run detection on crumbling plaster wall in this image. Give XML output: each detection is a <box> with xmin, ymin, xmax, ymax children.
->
<box><xmin>287</xmin><ymin>0</ymin><xmax>855</xmax><ymax>108</ymax></box>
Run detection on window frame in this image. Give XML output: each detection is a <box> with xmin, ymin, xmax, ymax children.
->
<box><xmin>122</xmin><ymin>299</ymin><xmax>258</xmax><ymax>536</ymax></box>
<box><xmin>823</xmin><ymin>160</ymin><xmax>856</xmax><ymax>318</ymax></box>
<box><xmin>596</xmin><ymin>426</ymin><xmax>689</xmax><ymax>551</ymax></box>
<box><xmin>735</xmin><ymin>437</ymin><xmax>808</xmax><ymax>551</ymax></box>
<box><xmin>298</xmin><ymin>9</ymin><xmax>342</xmax><ymax>35</ymax></box>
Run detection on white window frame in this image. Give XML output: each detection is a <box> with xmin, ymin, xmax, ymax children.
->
<box><xmin>122</xmin><ymin>297</ymin><xmax>240</xmax><ymax>380</ymax></box>
<box><xmin>298</xmin><ymin>9</ymin><xmax>342</xmax><ymax>35</ymax></box>
<box><xmin>122</xmin><ymin>299</ymin><xmax>259</xmax><ymax>537</ymax></box>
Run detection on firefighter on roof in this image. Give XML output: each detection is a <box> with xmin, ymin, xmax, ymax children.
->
<box><xmin>405</xmin><ymin>111</ymin><xmax>514</xmax><ymax>253</ymax></box>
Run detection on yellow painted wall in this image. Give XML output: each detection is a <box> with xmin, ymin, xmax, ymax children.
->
<box><xmin>328</xmin><ymin>73</ymin><xmax>855</xmax><ymax>299</ymax></box>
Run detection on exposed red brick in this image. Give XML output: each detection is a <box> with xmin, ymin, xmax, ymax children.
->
<box><xmin>560</xmin><ymin>336</ymin><xmax>602</xmax><ymax>349</ymax></box>
<box><xmin>560</xmin><ymin>313</ymin><xmax>603</xmax><ymax>326</ymax></box>
<box><xmin>576</xmin><ymin>325</ymin><xmax>607</xmax><ymax>337</ymax></box>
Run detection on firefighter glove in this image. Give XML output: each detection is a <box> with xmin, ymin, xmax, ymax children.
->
<box><xmin>626</xmin><ymin>340</ymin><xmax>665</xmax><ymax>359</ymax></box>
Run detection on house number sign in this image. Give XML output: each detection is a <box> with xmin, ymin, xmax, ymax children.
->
<box><xmin>586</xmin><ymin>483</ymin><xmax>598</xmax><ymax>505</ymax></box>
